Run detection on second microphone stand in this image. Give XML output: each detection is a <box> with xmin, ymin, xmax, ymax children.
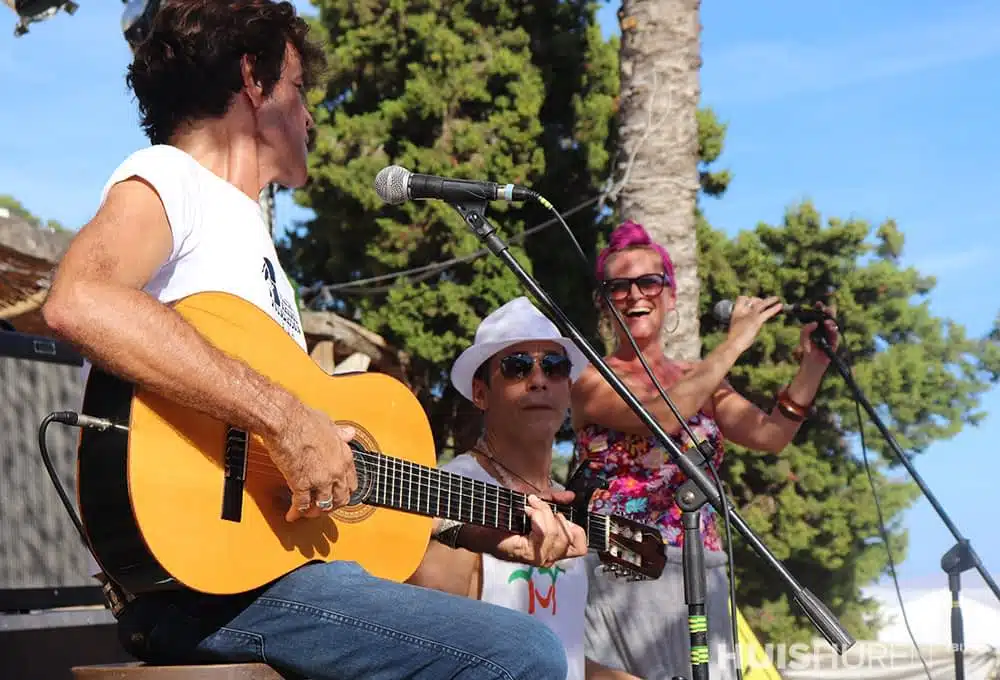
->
<box><xmin>448</xmin><ymin>199</ymin><xmax>856</xmax><ymax>680</ymax></box>
<box><xmin>808</xmin><ymin>327</ymin><xmax>1000</xmax><ymax>680</ymax></box>
<box><xmin>675</xmin><ymin>448</ymin><xmax>715</xmax><ymax>680</ymax></box>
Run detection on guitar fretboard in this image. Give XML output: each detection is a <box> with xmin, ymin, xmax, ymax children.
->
<box><xmin>354</xmin><ymin>449</ymin><xmax>610</xmax><ymax>551</ymax></box>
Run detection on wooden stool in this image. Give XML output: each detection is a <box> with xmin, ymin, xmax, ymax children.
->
<box><xmin>71</xmin><ymin>662</ymin><xmax>285</xmax><ymax>679</ymax></box>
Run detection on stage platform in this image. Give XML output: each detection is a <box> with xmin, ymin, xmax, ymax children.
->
<box><xmin>0</xmin><ymin>589</ymin><xmax>135</xmax><ymax>679</ymax></box>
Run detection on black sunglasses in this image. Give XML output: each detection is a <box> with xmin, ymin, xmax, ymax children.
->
<box><xmin>601</xmin><ymin>273</ymin><xmax>671</xmax><ymax>301</ymax></box>
<box><xmin>498</xmin><ymin>352</ymin><xmax>572</xmax><ymax>381</ymax></box>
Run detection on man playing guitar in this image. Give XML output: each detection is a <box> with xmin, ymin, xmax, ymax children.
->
<box><xmin>43</xmin><ymin>1</ymin><xmax>586</xmax><ymax>678</ymax></box>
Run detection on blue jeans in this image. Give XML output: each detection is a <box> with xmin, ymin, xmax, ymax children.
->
<box><xmin>118</xmin><ymin>561</ymin><xmax>567</xmax><ymax>679</ymax></box>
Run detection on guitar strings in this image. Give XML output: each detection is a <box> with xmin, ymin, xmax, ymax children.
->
<box><xmin>239</xmin><ymin>463</ymin><xmax>610</xmax><ymax>547</ymax></box>
<box><xmin>240</xmin><ymin>448</ymin><xmax>611</xmax><ymax>544</ymax></box>
<box><xmin>244</xmin><ymin>453</ymin><xmax>586</xmax><ymax>526</ymax></box>
<box><xmin>243</xmin><ymin>447</ymin><xmax>584</xmax><ymax>518</ymax></box>
<box><xmin>459</xmin><ymin>445</ymin><xmax>622</xmax><ymax>553</ymax></box>
<box><xmin>241</xmin><ymin>460</ymin><xmax>609</xmax><ymax>547</ymax></box>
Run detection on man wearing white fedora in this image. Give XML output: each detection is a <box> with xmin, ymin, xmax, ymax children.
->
<box><xmin>408</xmin><ymin>297</ymin><xmax>640</xmax><ymax>680</ymax></box>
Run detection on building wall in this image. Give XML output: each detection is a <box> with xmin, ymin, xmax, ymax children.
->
<box><xmin>0</xmin><ymin>357</ymin><xmax>93</xmax><ymax>589</ymax></box>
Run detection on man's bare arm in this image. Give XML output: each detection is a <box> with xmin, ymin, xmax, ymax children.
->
<box><xmin>585</xmin><ymin>658</ymin><xmax>642</xmax><ymax>679</ymax></box>
<box><xmin>43</xmin><ymin>178</ymin><xmax>294</xmax><ymax>440</ymax></box>
<box><xmin>406</xmin><ymin>540</ymin><xmax>480</xmax><ymax>598</ymax></box>
<box><xmin>43</xmin><ymin>177</ymin><xmax>357</xmax><ymax>515</ymax></box>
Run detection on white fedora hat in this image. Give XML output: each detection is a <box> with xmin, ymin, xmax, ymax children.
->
<box><xmin>450</xmin><ymin>296</ymin><xmax>589</xmax><ymax>402</ymax></box>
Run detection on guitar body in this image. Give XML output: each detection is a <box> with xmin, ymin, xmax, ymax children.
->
<box><xmin>78</xmin><ymin>292</ymin><xmax>437</xmax><ymax>596</ymax></box>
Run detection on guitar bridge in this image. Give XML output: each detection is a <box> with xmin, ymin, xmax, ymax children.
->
<box><xmin>221</xmin><ymin>426</ymin><xmax>248</xmax><ymax>522</ymax></box>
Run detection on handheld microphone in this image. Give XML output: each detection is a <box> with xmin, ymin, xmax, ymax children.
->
<box><xmin>712</xmin><ymin>299</ymin><xmax>831</xmax><ymax>326</ymax></box>
<box><xmin>374</xmin><ymin>165</ymin><xmax>540</xmax><ymax>206</ymax></box>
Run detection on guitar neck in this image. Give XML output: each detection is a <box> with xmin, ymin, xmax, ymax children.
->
<box><xmin>356</xmin><ymin>450</ymin><xmax>610</xmax><ymax>551</ymax></box>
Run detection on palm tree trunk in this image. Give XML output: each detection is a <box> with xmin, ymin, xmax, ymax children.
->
<box><xmin>615</xmin><ymin>0</ymin><xmax>702</xmax><ymax>361</ymax></box>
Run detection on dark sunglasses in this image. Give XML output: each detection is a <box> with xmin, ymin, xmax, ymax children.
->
<box><xmin>601</xmin><ymin>273</ymin><xmax>671</xmax><ymax>301</ymax></box>
<box><xmin>498</xmin><ymin>352</ymin><xmax>572</xmax><ymax>381</ymax></box>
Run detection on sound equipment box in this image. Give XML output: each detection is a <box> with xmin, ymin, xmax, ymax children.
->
<box><xmin>0</xmin><ymin>329</ymin><xmax>99</xmax><ymax>612</ymax></box>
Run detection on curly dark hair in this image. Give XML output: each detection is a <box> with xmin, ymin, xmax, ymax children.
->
<box><xmin>126</xmin><ymin>0</ymin><xmax>326</xmax><ymax>145</ymax></box>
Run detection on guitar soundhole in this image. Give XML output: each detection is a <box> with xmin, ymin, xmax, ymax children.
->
<box><xmin>348</xmin><ymin>440</ymin><xmax>374</xmax><ymax>506</ymax></box>
<box><xmin>331</xmin><ymin>421</ymin><xmax>378</xmax><ymax>523</ymax></box>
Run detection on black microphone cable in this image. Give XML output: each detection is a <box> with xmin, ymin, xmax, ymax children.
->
<box><xmin>37</xmin><ymin>410</ymin><xmax>128</xmax><ymax>548</ymax></box>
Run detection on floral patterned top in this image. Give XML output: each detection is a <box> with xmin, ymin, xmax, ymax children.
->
<box><xmin>572</xmin><ymin>368</ymin><xmax>727</xmax><ymax>552</ymax></box>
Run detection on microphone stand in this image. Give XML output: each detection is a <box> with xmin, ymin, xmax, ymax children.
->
<box><xmin>807</xmin><ymin>326</ymin><xmax>1000</xmax><ymax>680</ymax></box>
<box><xmin>449</xmin><ymin>199</ymin><xmax>856</xmax><ymax>680</ymax></box>
<box><xmin>676</xmin><ymin>450</ymin><xmax>714</xmax><ymax>680</ymax></box>
<box><xmin>942</xmin><ymin>542</ymin><xmax>975</xmax><ymax>680</ymax></box>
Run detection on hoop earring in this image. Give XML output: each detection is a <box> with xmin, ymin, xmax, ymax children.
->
<box><xmin>665</xmin><ymin>309</ymin><xmax>679</xmax><ymax>334</ymax></box>
<box><xmin>597</xmin><ymin>310</ymin><xmax>617</xmax><ymax>353</ymax></box>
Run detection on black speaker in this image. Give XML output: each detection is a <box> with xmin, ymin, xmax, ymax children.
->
<box><xmin>0</xmin><ymin>332</ymin><xmax>96</xmax><ymax>609</ymax></box>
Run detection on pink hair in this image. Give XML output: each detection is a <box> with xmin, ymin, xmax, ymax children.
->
<box><xmin>595</xmin><ymin>220</ymin><xmax>675</xmax><ymax>285</ymax></box>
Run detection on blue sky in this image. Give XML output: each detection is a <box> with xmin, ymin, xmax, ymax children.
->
<box><xmin>1</xmin><ymin>1</ymin><xmax>997</xmax><ymax>603</ymax></box>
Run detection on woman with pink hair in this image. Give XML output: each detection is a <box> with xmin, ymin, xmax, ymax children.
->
<box><xmin>570</xmin><ymin>221</ymin><xmax>838</xmax><ymax>679</ymax></box>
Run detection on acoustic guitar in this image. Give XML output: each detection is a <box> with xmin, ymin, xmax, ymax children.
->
<box><xmin>76</xmin><ymin>292</ymin><xmax>665</xmax><ymax>596</ymax></box>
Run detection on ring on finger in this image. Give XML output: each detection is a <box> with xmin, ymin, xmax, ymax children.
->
<box><xmin>315</xmin><ymin>497</ymin><xmax>334</xmax><ymax>511</ymax></box>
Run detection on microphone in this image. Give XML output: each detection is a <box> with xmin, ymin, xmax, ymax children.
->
<box><xmin>712</xmin><ymin>299</ymin><xmax>831</xmax><ymax>326</ymax></box>
<box><xmin>374</xmin><ymin>165</ymin><xmax>540</xmax><ymax>206</ymax></box>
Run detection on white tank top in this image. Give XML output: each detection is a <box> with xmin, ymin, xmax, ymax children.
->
<box><xmin>83</xmin><ymin>145</ymin><xmax>307</xmax><ymax>576</ymax></box>
<box><xmin>442</xmin><ymin>454</ymin><xmax>587</xmax><ymax>680</ymax></box>
<box><xmin>102</xmin><ymin>144</ymin><xmax>306</xmax><ymax>347</ymax></box>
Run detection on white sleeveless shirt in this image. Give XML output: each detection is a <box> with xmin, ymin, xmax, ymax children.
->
<box><xmin>441</xmin><ymin>454</ymin><xmax>588</xmax><ymax>680</ymax></box>
<box><xmin>83</xmin><ymin>144</ymin><xmax>307</xmax><ymax>576</ymax></box>
<box><xmin>102</xmin><ymin>144</ymin><xmax>306</xmax><ymax>347</ymax></box>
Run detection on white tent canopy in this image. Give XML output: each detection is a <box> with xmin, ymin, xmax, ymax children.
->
<box><xmin>761</xmin><ymin>586</ymin><xmax>1000</xmax><ymax>680</ymax></box>
<box><xmin>781</xmin><ymin>642</ymin><xmax>997</xmax><ymax>680</ymax></box>
<box><xmin>876</xmin><ymin>585</ymin><xmax>1000</xmax><ymax>648</ymax></box>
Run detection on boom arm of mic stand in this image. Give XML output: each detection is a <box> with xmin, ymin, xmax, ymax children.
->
<box><xmin>450</xmin><ymin>199</ymin><xmax>856</xmax><ymax>654</ymax></box>
<box><xmin>808</xmin><ymin>326</ymin><xmax>1000</xmax><ymax>605</ymax></box>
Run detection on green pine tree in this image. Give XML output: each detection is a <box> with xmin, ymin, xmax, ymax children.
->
<box><xmin>281</xmin><ymin>0</ymin><xmax>617</xmax><ymax>454</ymax></box>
